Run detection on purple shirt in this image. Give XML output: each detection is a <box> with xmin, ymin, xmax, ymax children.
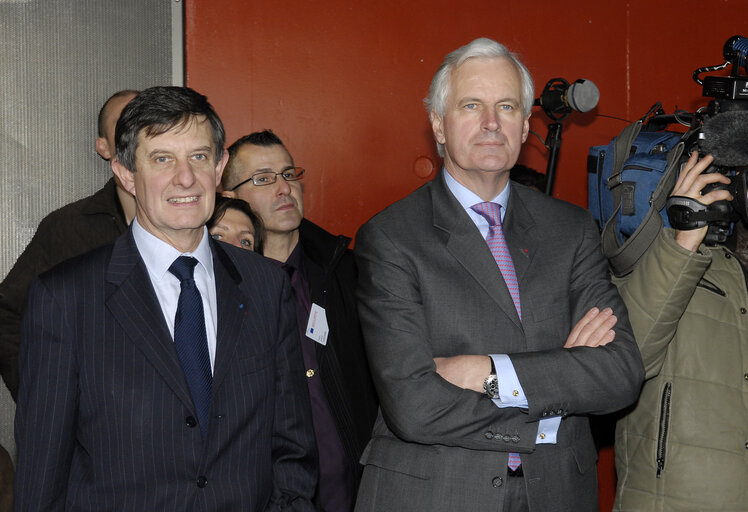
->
<box><xmin>277</xmin><ymin>243</ymin><xmax>353</xmax><ymax>512</ymax></box>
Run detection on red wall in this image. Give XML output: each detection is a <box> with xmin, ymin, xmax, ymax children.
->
<box><xmin>186</xmin><ymin>0</ymin><xmax>748</xmax><ymax>237</ymax></box>
<box><xmin>184</xmin><ymin>1</ymin><xmax>747</xmax><ymax>508</ymax></box>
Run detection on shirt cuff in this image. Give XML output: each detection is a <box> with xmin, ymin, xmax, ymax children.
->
<box><xmin>536</xmin><ymin>416</ymin><xmax>561</xmax><ymax>444</ymax></box>
<box><xmin>489</xmin><ymin>354</ymin><xmax>528</xmax><ymax>409</ymax></box>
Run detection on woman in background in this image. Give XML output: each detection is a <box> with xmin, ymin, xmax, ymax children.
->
<box><xmin>208</xmin><ymin>196</ymin><xmax>265</xmax><ymax>254</ymax></box>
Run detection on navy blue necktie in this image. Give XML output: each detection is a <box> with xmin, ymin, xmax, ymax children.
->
<box><xmin>169</xmin><ymin>256</ymin><xmax>212</xmax><ymax>439</ymax></box>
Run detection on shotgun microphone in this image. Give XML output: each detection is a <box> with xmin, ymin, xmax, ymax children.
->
<box><xmin>534</xmin><ymin>78</ymin><xmax>600</xmax><ymax>120</ymax></box>
<box><xmin>699</xmin><ymin>110</ymin><xmax>748</xmax><ymax>167</ymax></box>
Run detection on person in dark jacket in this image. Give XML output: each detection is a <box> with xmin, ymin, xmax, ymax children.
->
<box><xmin>0</xmin><ymin>89</ymin><xmax>138</xmax><ymax>401</ymax></box>
<box><xmin>222</xmin><ymin>130</ymin><xmax>378</xmax><ymax>512</ymax></box>
<box><xmin>14</xmin><ymin>85</ymin><xmax>317</xmax><ymax>511</ymax></box>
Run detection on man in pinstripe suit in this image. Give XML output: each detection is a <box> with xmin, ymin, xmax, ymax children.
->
<box><xmin>14</xmin><ymin>87</ymin><xmax>317</xmax><ymax>511</ymax></box>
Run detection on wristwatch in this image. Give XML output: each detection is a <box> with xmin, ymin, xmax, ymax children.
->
<box><xmin>483</xmin><ymin>358</ymin><xmax>499</xmax><ymax>399</ymax></box>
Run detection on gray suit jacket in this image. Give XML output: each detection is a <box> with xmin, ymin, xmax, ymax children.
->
<box><xmin>15</xmin><ymin>229</ymin><xmax>317</xmax><ymax>511</ymax></box>
<box><xmin>353</xmin><ymin>174</ymin><xmax>643</xmax><ymax>512</ymax></box>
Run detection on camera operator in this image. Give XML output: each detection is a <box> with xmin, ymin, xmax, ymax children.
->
<box><xmin>612</xmin><ymin>150</ymin><xmax>747</xmax><ymax>510</ymax></box>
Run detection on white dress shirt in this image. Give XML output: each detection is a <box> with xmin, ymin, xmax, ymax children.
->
<box><xmin>132</xmin><ymin>219</ymin><xmax>219</xmax><ymax>373</ymax></box>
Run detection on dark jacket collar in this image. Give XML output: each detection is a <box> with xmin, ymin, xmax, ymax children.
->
<box><xmin>80</xmin><ymin>177</ymin><xmax>126</xmax><ymax>222</ymax></box>
<box><xmin>429</xmin><ymin>173</ymin><xmax>538</xmax><ymax>327</ymax></box>
<box><xmin>105</xmin><ymin>226</ymin><xmax>245</xmax><ymax>421</ymax></box>
<box><xmin>299</xmin><ymin>218</ymin><xmax>351</xmax><ymax>272</ymax></box>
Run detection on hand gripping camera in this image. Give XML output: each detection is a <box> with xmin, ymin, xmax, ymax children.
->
<box><xmin>665</xmin><ymin>36</ymin><xmax>748</xmax><ymax>243</ymax></box>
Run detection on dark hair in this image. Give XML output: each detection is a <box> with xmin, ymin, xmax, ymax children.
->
<box><xmin>115</xmin><ymin>86</ymin><xmax>225</xmax><ymax>171</ymax></box>
<box><xmin>208</xmin><ymin>195</ymin><xmax>265</xmax><ymax>253</ymax></box>
<box><xmin>97</xmin><ymin>90</ymin><xmax>139</xmax><ymax>137</ymax></box>
<box><xmin>227</xmin><ymin>129</ymin><xmax>285</xmax><ymax>160</ymax></box>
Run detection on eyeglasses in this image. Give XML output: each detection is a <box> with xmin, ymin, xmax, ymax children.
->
<box><xmin>230</xmin><ymin>167</ymin><xmax>305</xmax><ymax>190</ymax></box>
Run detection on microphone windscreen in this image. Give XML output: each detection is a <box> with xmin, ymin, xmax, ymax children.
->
<box><xmin>567</xmin><ymin>79</ymin><xmax>600</xmax><ymax>112</ymax></box>
<box><xmin>700</xmin><ymin>110</ymin><xmax>748</xmax><ymax>167</ymax></box>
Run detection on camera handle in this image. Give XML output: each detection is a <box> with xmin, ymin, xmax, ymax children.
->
<box><xmin>666</xmin><ymin>194</ymin><xmax>733</xmax><ymax>244</ymax></box>
<box><xmin>665</xmin><ymin>196</ymin><xmax>725</xmax><ymax>230</ymax></box>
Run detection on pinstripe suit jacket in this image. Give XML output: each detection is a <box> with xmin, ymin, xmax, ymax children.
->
<box><xmin>14</xmin><ymin>229</ymin><xmax>317</xmax><ymax>511</ymax></box>
<box><xmin>354</xmin><ymin>174</ymin><xmax>644</xmax><ymax>512</ymax></box>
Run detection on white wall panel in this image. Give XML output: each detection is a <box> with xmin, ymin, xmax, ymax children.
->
<box><xmin>0</xmin><ymin>0</ymin><xmax>182</xmax><ymax>464</ymax></box>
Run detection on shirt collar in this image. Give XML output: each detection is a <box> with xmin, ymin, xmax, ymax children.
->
<box><xmin>268</xmin><ymin>239</ymin><xmax>305</xmax><ymax>276</ymax></box>
<box><xmin>131</xmin><ymin>218</ymin><xmax>214</xmax><ymax>281</ymax></box>
<box><xmin>443</xmin><ymin>169</ymin><xmax>511</xmax><ymax>217</ymax></box>
<box><xmin>283</xmin><ymin>241</ymin><xmax>304</xmax><ymax>271</ymax></box>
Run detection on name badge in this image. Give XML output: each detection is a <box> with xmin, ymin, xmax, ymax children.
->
<box><xmin>305</xmin><ymin>303</ymin><xmax>329</xmax><ymax>345</ymax></box>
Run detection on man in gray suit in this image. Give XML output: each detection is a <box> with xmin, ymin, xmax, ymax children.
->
<box><xmin>353</xmin><ymin>38</ymin><xmax>644</xmax><ymax>512</ymax></box>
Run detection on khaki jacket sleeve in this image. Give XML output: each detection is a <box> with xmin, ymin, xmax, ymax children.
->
<box><xmin>613</xmin><ymin>228</ymin><xmax>711</xmax><ymax>379</ymax></box>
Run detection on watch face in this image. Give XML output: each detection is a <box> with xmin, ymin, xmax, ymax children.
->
<box><xmin>484</xmin><ymin>374</ymin><xmax>499</xmax><ymax>398</ymax></box>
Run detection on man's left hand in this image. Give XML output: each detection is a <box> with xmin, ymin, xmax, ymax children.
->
<box><xmin>564</xmin><ymin>307</ymin><xmax>617</xmax><ymax>348</ymax></box>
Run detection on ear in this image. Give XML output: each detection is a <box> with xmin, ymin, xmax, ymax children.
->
<box><xmin>215</xmin><ymin>149</ymin><xmax>229</xmax><ymax>188</ymax></box>
<box><xmin>95</xmin><ymin>137</ymin><xmax>112</xmax><ymax>160</ymax></box>
<box><xmin>221</xmin><ymin>190</ymin><xmax>236</xmax><ymax>198</ymax></box>
<box><xmin>521</xmin><ymin>115</ymin><xmax>530</xmax><ymax>144</ymax></box>
<box><xmin>430</xmin><ymin>111</ymin><xmax>446</xmax><ymax>146</ymax></box>
<box><xmin>111</xmin><ymin>159</ymin><xmax>136</xmax><ymax>196</ymax></box>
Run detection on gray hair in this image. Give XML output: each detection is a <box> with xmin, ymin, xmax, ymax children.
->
<box><xmin>425</xmin><ymin>38</ymin><xmax>534</xmax><ymax>156</ymax></box>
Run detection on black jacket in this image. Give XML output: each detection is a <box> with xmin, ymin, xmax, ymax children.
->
<box><xmin>299</xmin><ymin>219</ymin><xmax>378</xmax><ymax>490</ymax></box>
<box><xmin>0</xmin><ymin>178</ymin><xmax>127</xmax><ymax>399</ymax></box>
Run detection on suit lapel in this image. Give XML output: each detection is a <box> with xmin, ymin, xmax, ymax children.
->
<box><xmin>210</xmin><ymin>242</ymin><xmax>246</xmax><ymax>395</ymax></box>
<box><xmin>503</xmin><ymin>186</ymin><xmax>538</xmax><ymax>287</ymax></box>
<box><xmin>105</xmin><ymin>230</ymin><xmax>195</xmax><ymax>413</ymax></box>
<box><xmin>431</xmin><ymin>174</ymin><xmax>522</xmax><ymax>328</ymax></box>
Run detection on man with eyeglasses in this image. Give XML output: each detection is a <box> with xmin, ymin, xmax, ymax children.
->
<box><xmin>222</xmin><ymin>130</ymin><xmax>378</xmax><ymax>512</ymax></box>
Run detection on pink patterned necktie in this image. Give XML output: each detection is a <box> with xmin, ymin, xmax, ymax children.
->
<box><xmin>471</xmin><ymin>202</ymin><xmax>521</xmax><ymax>319</ymax></box>
<box><xmin>471</xmin><ymin>202</ymin><xmax>522</xmax><ymax>472</ymax></box>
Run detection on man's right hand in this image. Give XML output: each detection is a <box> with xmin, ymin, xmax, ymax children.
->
<box><xmin>670</xmin><ymin>151</ymin><xmax>732</xmax><ymax>252</ymax></box>
<box><xmin>564</xmin><ymin>307</ymin><xmax>617</xmax><ymax>348</ymax></box>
